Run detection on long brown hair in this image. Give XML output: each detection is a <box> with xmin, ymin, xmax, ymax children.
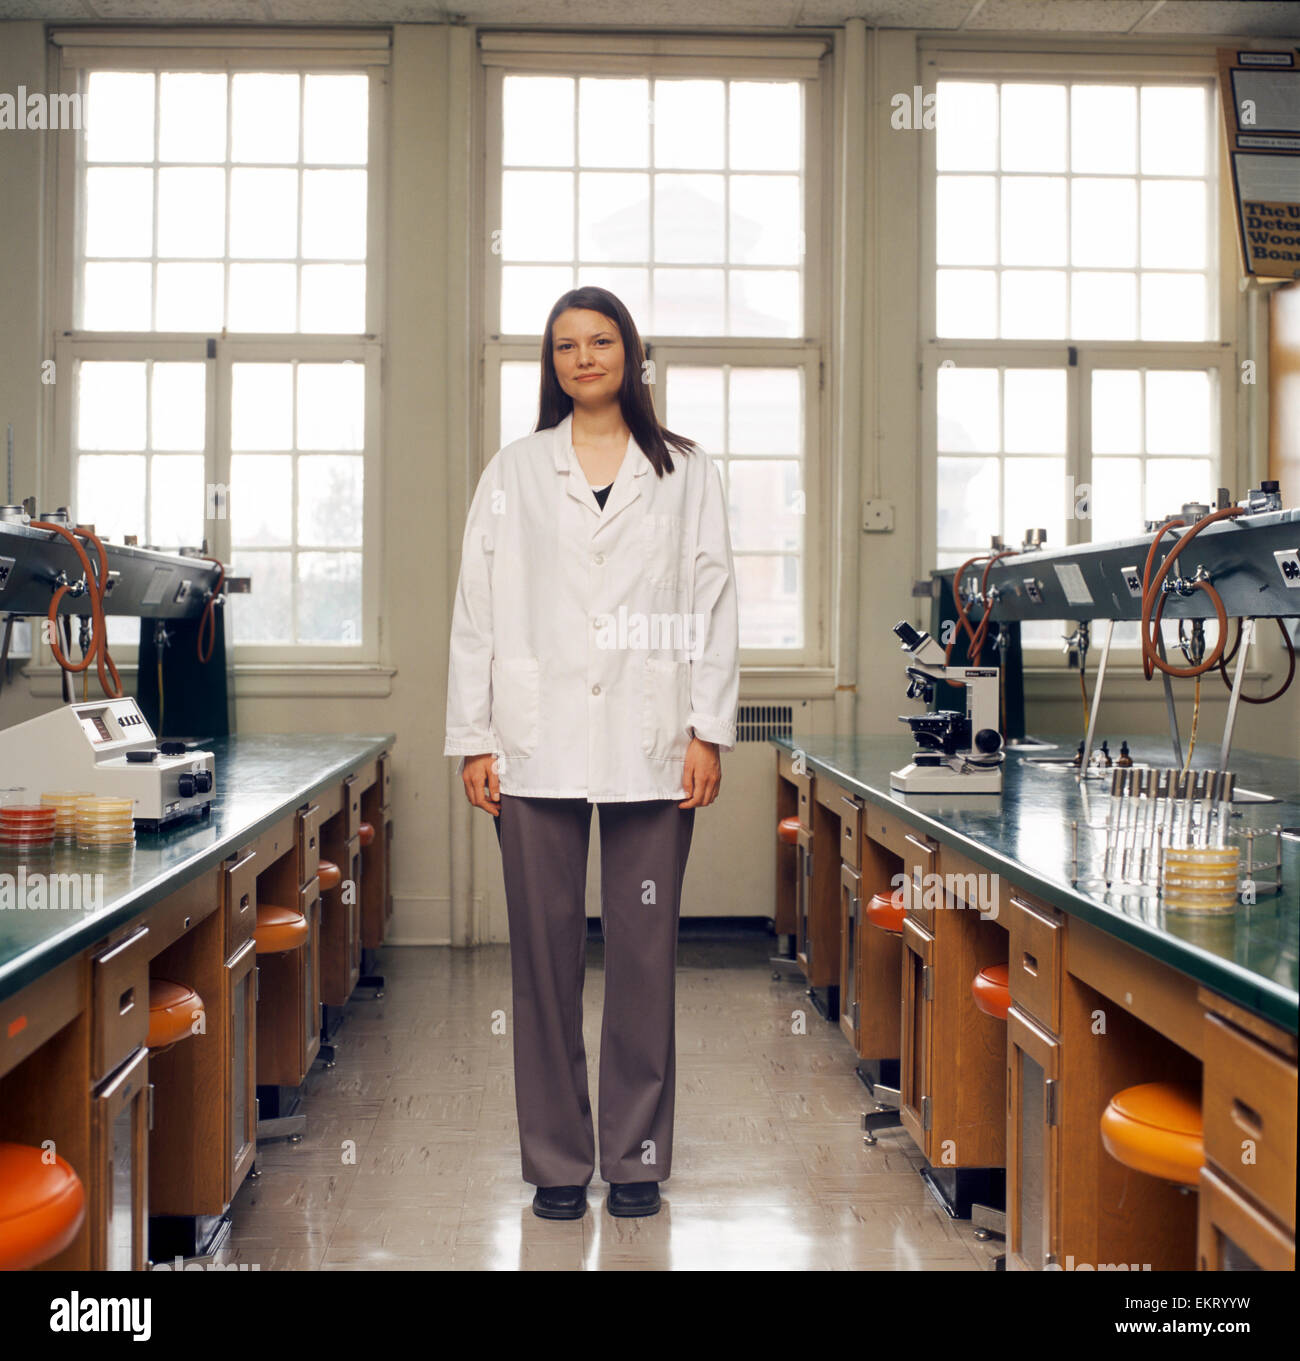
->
<box><xmin>536</xmin><ymin>286</ymin><xmax>696</xmax><ymax>477</ymax></box>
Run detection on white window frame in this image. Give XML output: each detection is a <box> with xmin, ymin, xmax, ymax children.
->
<box><xmin>919</xmin><ymin>46</ymin><xmax>1241</xmax><ymax>658</ymax></box>
<box><xmin>477</xmin><ymin>32</ymin><xmax>835</xmax><ymax>670</ymax></box>
<box><xmin>47</xmin><ymin>29</ymin><xmax>389</xmax><ymax>667</ymax></box>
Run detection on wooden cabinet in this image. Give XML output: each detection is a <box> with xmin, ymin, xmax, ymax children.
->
<box><xmin>90</xmin><ymin>1045</ymin><xmax>149</xmax><ymax>1271</ymax></box>
<box><xmin>91</xmin><ymin>924</ymin><xmax>151</xmax><ymax>1084</ymax></box>
<box><xmin>900</xmin><ymin>916</ymin><xmax>934</xmax><ymax>1155</ymax></box>
<box><xmin>1007</xmin><ymin>1004</ymin><xmax>1060</xmax><ymax>1271</ymax></box>
<box><xmin>225</xmin><ymin>939</ymin><xmax>257</xmax><ymax>1203</ymax></box>
<box><xmin>1198</xmin><ymin>1166</ymin><xmax>1295</xmax><ymax>1271</ymax></box>
<box><xmin>839</xmin><ymin>860</ymin><xmax>861</xmax><ymax>1052</ymax></box>
<box><xmin>321</xmin><ymin>834</ymin><xmax>362</xmax><ymax>1006</ymax></box>
<box><xmin>794</xmin><ymin>821</ymin><xmax>813</xmax><ymax>979</ymax></box>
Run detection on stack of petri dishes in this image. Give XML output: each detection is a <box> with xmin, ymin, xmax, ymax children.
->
<box><xmin>1162</xmin><ymin>845</ymin><xmax>1241</xmax><ymax>912</ymax></box>
<box><xmin>75</xmin><ymin>795</ymin><xmax>136</xmax><ymax>851</ymax></box>
<box><xmin>41</xmin><ymin>791</ymin><xmax>91</xmax><ymax>843</ymax></box>
<box><xmin>0</xmin><ymin>804</ymin><xmax>59</xmax><ymax>853</ymax></box>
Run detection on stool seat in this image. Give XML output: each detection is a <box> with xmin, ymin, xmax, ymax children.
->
<box><xmin>971</xmin><ymin>963</ymin><xmax>1011</xmax><ymax>1020</ymax></box>
<box><xmin>148</xmin><ymin>978</ymin><xmax>203</xmax><ymax>1048</ymax></box>
<box><xmin>318</xmin><ymin>858</ymin><xmax>342</xmax><ymax>892</ymax></box>
<box><xmin>1100</xmin><ymin>1082</ymin><xmax>1203</xmax><ymax>1187</ymax></box>
<box><xmin>0</xmin><ymin>1142</ymin><xmax>86</xmax><ymax>1270</ymax></box>
<box><xmin>255</xmin><ymin>902</ymin><xmax>309</xmax><ymax>953</ymax></box>
<box><xmin>865</xmin><ymin>887</ymin><xmax>905</xmax><ymax>934</ymax></box>
<box><xmin>358</xmin><ymin>820</ymin><xmax>375</xmax><ymax>848</ymax></box>
<box><xmin>777</xmin><ymin>816</ymin><xmax>800</xmax><ymax>846</ymax></box>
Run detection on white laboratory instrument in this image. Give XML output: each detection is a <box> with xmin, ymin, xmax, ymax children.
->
<box><xmin>0</xmin><ymin>698</ymin><xmax>215</xmax><ymax>828</ymax></box>
<box><xmin>889</xmin><ymin>621</ymin><xmax>1005</xmax><ymax>794</ymax></box>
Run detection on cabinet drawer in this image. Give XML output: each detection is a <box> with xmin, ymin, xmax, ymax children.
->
<box><xmin>902</xmin><ymin>831</ymin><xmax>938</xmax><ymax>934</ymax></box>
<box><xmin>864</xmin><ymin>805</ymin><xmax>914</xmax><ymax>863</ymax></box>
<box><xmin>343</xmin><ymin>775</ymin><xmax>362</xmax><ymax>843</ymax></box>
<box><xmin>223</xmin><ymin>847</ymin><xmax>258</xmax><ymax>960</ymax></box>
<box><xmin>1006</xmin><ymin>890</ymin><xmax>1062</xmax><ymax>1035</ymax></box>
<box><xmin>91</xmin><ymin>923</ymin><xmax>151</xmax><ymax>1083</ymax></box>
<box><xmin>378</xmin><ymin>751</ymin><xmax>393</xmax><ymax>806</ymax></box>
<box><xmin>0</xmin><ymin>954</ymin><xmax>83</xmax><ymax>1082</ymax></box>
<box><xmin>146</xmin><ymin>876</ymin><xmax>217</xmax><ymax>957</ymax></box>
<box><xmin>837</xmin><ymin>793</ymin><xmax>862</xmax><ymax>871</ymax></box>
<box><xmin>297</xmin><ymin>802</ymin><xmax>322</xmax><ymax>888</ymax></box>
<box><xmin>1203</xmin><ymin>1012</ymin><xmax>1297</xmax><ymax>1233</ymax></box>
<box><xmin>1198</xmin><ymin>1165</ymin><xmax>1294</xmax><ymax>1271</ymax></box>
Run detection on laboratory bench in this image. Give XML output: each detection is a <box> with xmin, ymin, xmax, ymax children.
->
<box><xmin>772</xmin><ymin>734</ymin><xmax>1298</xmax><ymax>1273</ymax></box>
<box><xmin>0</xmin><ymin>733</ymin><xmax>394</xmax><ymax>1270</ymax></box>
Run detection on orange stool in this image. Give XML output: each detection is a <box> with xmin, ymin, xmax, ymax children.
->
<box><xmin>971</xmin><ymin>963</ymin><xmax>1011</xmax><ymax>1021</ymax></box>
<box><xmin>865</xmin><ymin>887</ymin><xmax>906</xmax><ymax>935</ymax></box>
<box><xmin>0</xmin><ymin>1142</ymin><xmax>86</xmax><ymax>1269</ymax></box>
<box><xmin>147</xmin><ymin>978</ymin><xmax>203</xmax><ymax>1049</ymax></box>
<box><xmin>255</xmin><ymin>902</ymin><xmax>309</xmax><ymax>954</ymax></box>
<box><xmin>358</xmin><ymin>820</ymin><xmax>375</xmax><ymax>848</ymax></box>
<box><xmin>777</xmin><ymin>816</ymin><xmax>800</xmax><ymax>846</ymax></box>
<box><xmin>1100</xmin><ymin>1082</ymin><xmax>1203</xmax><ymax>1187</ymax></box>
<box><xmin>318</xmin><ymin>858</ymin><xmax>342</xmax><ymax>892</ymax></box>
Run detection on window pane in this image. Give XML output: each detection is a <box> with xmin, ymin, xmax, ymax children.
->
<box><xmin>501</xmin><ymin>265</ymin><xmax>573</xmax><ymax>333</ymax></box>
<box><xmin>1091</xmin><ymin>371</ymin><xmax>1141</xmax><ymax>453</ymax></box>
<box><xmin>1141</xmin><ymin>86</ymin><xmax>1205</xmax><ymax>176</ymax></box>
<box><xmin>1004</xmin><ymin>457</ymin><xmax>1065</xmax><ymax>548</ymax></box>
<box><xmin>1146</xmin><ymin>371</ymin><xmax>1211</xmax><ymax>454</ymax></box>
<box><xmin>500</xmin><ymin>361</ymin><xmax>541</xmax><ymax>445</ymax></box>
<box><xmin>578</xmin><ymin>78</ymin><xmax>648</xmax><ymax>168</ymax></box>
<box><xmin>653</xmin><ymin>268</ymin><xmax>723</xmax><ymax>334</ymax></box>
<box><xmin>1071</xmin><ymin>85</ymin><xmax>1136</xmax><ymax>173</ymax></box>
<box><xmin>150</xmin><ymin>455</ymin><xmax>205</xmax><ymax>548</ymax></box>
<box><xmin>298</xmin><ymin>456</ymin><xmax>363</xmax><ymax>547</ymax></box>
<box><xmin>936</xmin><ymin>82</ymin><xmax>998</xmax><ymax>172</ymax></box>
<box><xmin>1001</xmin><ymin>85</ymin><xmax>1066</xmax><ymax>172</ymax></box>
<box><xmin>302</xmin><ymin>169</ymin><xmax>366</xmax><ymax>259</ymax></box>
<box><xmin>86</xmin><ymin>168</ymin><xmax>153</xmax><ymax>257</ymax></box>
<box><xmin>937</xmin><ymin>368</ymin><xmax>998</xmax><ymax>452</ymax></box>
<box><xmin>85</xmin><ymin>72</ymin><xmax>154</xmax><ymax>163</ymax></box>
<box><xmin>735</xmin><ymin>554</ymin><xmax>801</xmax><ymax>648</ymax></box>
<box><xmin>730</xmin><ymin>175</ymin><xmax>800</xmax><ymax>265</ymax></box>
<box><xmin>503</xmin><ymin>76</ymin><xmax>573</xmax><ymax>167</ymax></box>
<box><xmin>297</xmin><ymin>363</ymin><xmax>364</xmax><ymax>451</ymax></box>
<box><xmin>157</xmin><ymin>167</ymin><xmax>225</xmax><ymax>258</ymax></box>
<box><xmin>301</xmin><ymin>264</ymin><xmax>366</xmax><ymax>333</ymax></box>
<box><xmin>303</xmin><ymin>74</ymin><xmax>369</xmax><ymax>165</ymax></box>
<box><xmin>1004</xmin><ymin>369</ymin><xmax>1065</xmax><ymax>454</ymax></box>
<box><xmin>156</xmin><ymin>263</ymin><xmax>224</xmax><ymax>331</ymax></box>
<box><xmin>1071</xmin><ymin>179</ymin><xmax>1136</xmax><ymax>267</ymax></box>
<box><xmin>502</xmin><ymin>170</ymin><xmax>573</xmax><ymax>261</ymax></box>
<box><xmin>937</xmin><ymin>176</ymin><xmax>996</xmax><ymax>265</ymax></box>
<box><xmin>299</xmin><ymin>551</ymin><xmax>362</xmax><ymax>643</ymax></box>
<box><xmin>1002</xmin><ymin>178</ymin><xmax>1066</xmax><ymax>266</ymax></box>
<box><xmin>729</xmin><ymin>270</ymin><xmax>800</xmax><ymax>337</ymax></box>
<box><xmin>230</xmin><ymin>550</ymin><xmax>291</xmax><ymax>639</ymax></box>
<box><xmin>231</xmin><ymin>74</ymin><xmax>299</xmax><ymax>164</ymax></box>
<box><xmin>231</xmin><ymin>456</ymin><xmax>292</xmax><ymax>546</ymax></box>
<box><xmin>1070</xmin><ymin>272</ymin><xmax>1136</xmax><ymax>340</ymax></box>
<box><xmin>729</xmin><ymin>368</ymin><xmax>802</xmax><ymax>455</ymax></box>
<box><xmin>1091</xmin><ymin>457</ymin><xmax>1143</xmax><ymax>541</ymax></box>
<box><xmin>231</xmin><ymin>364</ymin><xmax>293</xmax><ymax>450</ymax></box>
<box><xmin>937</xmin><ymin>269</ymin><xmax>997</xmax><ymax>338</ymax></box>
<box><xmin>575</xmin><ymin>266</ymin><xmax>648</xmax><ymax>323</ymax></box>
<box><xmin>158</xmin><ymin>73</ymin><xmax>226</xmax><ymax>163</ymax></box>
<box><xmin>654</xmin><ymin>80</ymin><xmax>724</xmax><ymax>169</ymax></box>
<box><xmin>1001</xmin><ymin>270</ymin><xmax>1064</xmax><ymax>338</ymax></box>
<box><xmin>578</xmin><ymin>172</ymin><xmax>649</xmax><ymax>261</ymax></box>
<box><xmin>665</xmin><ymin>366</ymin><xmax>723</xmax><ymax>452</ymax></box>
<box><xmin>728</xmin><ymin>459</ymin><xmax>800</xmax><ymax>551</ymax></box>
<box><xmin>230</xmin><ymin>168</ymin><xmax>298</xmax><ymax>258</ymax></box>
<box><xmin>83</xmin><ymin>263</ymin><xmax>152</xmax><ymax>331</ymax></box>
<box><xmin>654</xmin><ymin>174</ymin><xmax>724</xmax><ymax>263</ymax></box>
<box><xmin>78</xmin><ymin>455</ymin><xmax>145</xmax><ymax>545</ymax></box>
<box><xmin>1140</xmin><ymin>273</ymin><xmax>1206</xmax><ymax>341</ymax></box>
<box><xmin>228</xmin><ymin>263</ymin><xmax>297</xmax><ymax>332</ymax></box>
<box><xmin>1146</xmin><ymin>458</ymin><xmax>1212</xmax><ymax>520</ymax></box>
<box><xmin>937</xmin><ymin>457</ymin><xmax>998</xmax><ymax>546</ymax></box>
<box><xmin>79</xmin><ymin>362</ymin><xmax>146</xmax><ymax>450</ymax></box>
<box><xmin>731</xmin><ymin>81</ymin><xmax>801</xmax><ymax>172</ymax></box>
<box><xmin>151</xmin><ymin>363</ymin><xmax>206</xmax><ymax>450</ymax></box>
<box><xmin>1141</xmin><ymin>180</ymin><xmax>1206</xmax><ymax>269</ymax></box>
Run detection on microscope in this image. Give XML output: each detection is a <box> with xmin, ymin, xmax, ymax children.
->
<box><xmin>889</xmin><ymin>621</ymin><xmax>1005</xmax><ymax>794</ymax></box>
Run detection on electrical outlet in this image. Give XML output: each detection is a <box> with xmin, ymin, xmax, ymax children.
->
<box><xmin>1275</xmin><ymin>548</ymin><xmax>1300</xmax><ymax>587</ymax></box>
<box><xmin>1120</xmin><ymin>565</ymin><xmax>1143</xmax><ymax>599</ymax></box>
<box><xmin>1023</xmin><ymin>577</ymin><xmax>1044</xmax><ymax>604</ymax></box>
<box><xmin>863</xmin><ymin>498</ymin><xmax>894</xmax><ymax>532</ymax></box>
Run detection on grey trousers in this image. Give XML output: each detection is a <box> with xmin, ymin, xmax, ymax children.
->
<box><xmin>494</xmin><ymin>793</ymin><xmax>695</xmax><ymax>1187</ymax></box>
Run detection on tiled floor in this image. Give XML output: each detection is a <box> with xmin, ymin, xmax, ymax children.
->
<box><xmin>218</xmin><ymin>936</ymin><xmax>1005</xmax><ymax>1270</ymax></box>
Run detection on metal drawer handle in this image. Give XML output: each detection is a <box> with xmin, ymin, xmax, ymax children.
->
<box><xmin>1232</xmin><ymin>1099</ymin><xmax>1263</xmax><ymax>1138</ymax></box>
<box><xmin>904</xmin><ymin>833</ymin><xmax>935</xmax><ymax>858</ymax></box>
<box><xmin>96</xmin><ymin>923</ymin><xmax>149</xmax><ymax>965</ymax></box>
<box><xmin>117</xmin><ymin>986</ymin><xmax>135</xmax><ymax>1017</ymax></box>
<box><xmin>1009</xmin><ymin>893</ymin><xmax>1052</xmax><ymax>922</ymax></box>
<box><xmin>1022</xmin><ymin>951</ymin><xmax>1039</xmax><ymax>976</ymax></box>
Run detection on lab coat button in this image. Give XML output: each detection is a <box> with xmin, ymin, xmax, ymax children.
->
<box><xmin>592</xmin><ymin>684</ymin><xmax>601</xmax><ymax>696</ymax></box>
<box><xmin>594</xmin><ymin>553</ymin><xmax>605</xmax><ymax>565</ymax></box>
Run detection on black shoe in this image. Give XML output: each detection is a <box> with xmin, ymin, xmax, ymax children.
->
<box><xmin>607</xmin><ymin>1182</ymin><xmax>661</xmax><ymax>1217</ymax></box>
<box><xmin>532</xmin><ymin>1185</ymin><xmax>587</xmax><ymax>1220</ymax></box>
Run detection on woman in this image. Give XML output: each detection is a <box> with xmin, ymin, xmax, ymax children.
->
<box><xmin>444</xmin><ymin>285</ymin><xmax>740</xmax><ymax>1220</ymax></box>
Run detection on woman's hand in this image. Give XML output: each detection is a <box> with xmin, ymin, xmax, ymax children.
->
<box><xmin>678</xmin><ymin>736</ymin><xmax>721</xmax><ymax>809</ymax></box>
<box><xmin>461</xmin><ymin>752</ymin><xmax>501</xmax><ymax>816</ymax></box>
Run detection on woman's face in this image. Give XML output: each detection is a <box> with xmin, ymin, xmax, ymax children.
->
<box><xmin>551</xmin><ymin>308</ymin><xmax>625</xmax><ymax>404</ymax></box>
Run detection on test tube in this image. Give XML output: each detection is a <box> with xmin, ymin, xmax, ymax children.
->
<box><xmin>1212</xmin><ymin>771</ymin><xmax>1235</xmax><ymax>849</ymax></box>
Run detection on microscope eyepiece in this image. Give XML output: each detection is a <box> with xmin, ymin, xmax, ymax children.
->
<box><xmin>894</xmin><ymin>621</ymin><xmax>925</xmax><ymax>651</ymax></box>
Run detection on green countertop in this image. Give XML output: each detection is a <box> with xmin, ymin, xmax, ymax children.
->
<box><xmin>0</xmin><ymin>733</ymin><xmax>394</xmax><ymax>1005</ymax></box>
<box><xmin>772</xmin><ymin>734</ymin><xmax>1299</xmax><ymax>1033</ymax></box>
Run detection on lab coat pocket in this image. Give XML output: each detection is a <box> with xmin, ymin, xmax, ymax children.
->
<box><xmin>641</xmin><ymin>656</ymin><xmax>691</xmax><ymax>762</ymax></box>
<box><xmin>642</xmin><ymin>513</ymin><xmax>685</xmax><ymax>593</ymax></box>
<box><xmin>491</xmin><ymin>657</ymin><xmax>540</xmax><ymax>758</ymax></box>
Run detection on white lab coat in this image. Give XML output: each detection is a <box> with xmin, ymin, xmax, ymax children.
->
<box><xmin>444</xmin><ymin>411</ymin><xmax>740</xmax><ymax>801</ymax></box>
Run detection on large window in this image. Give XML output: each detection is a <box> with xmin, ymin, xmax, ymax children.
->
<box><xmin>481</xmin><ymin>35</ymin><xmax>831</xmax><ymax>663</ymax></box>
<box><xmin>923</xmin><ymin>63</ymin><xmax>1233</xmax><ymax>650</ymax></box>
<box><xmin>52</xmin><ymin>35</ymin><xmax>386</xmax><ymax>662</ymax></box>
